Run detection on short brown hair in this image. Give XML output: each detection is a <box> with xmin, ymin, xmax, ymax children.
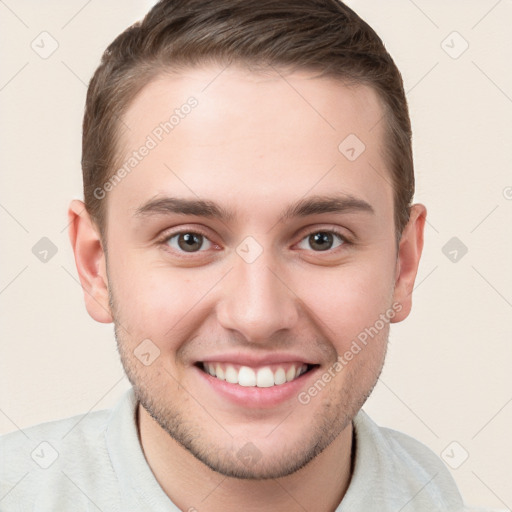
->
<box><xmin>82</xmin><ymin>0</ymin><xmax>414</xmax><ymax>240</ymax></box>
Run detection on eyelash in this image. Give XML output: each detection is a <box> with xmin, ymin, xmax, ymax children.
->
<box><xmin>157</xmin><ymin>227</ymin><xmax>351</xmax><ymax>258</ymax></box>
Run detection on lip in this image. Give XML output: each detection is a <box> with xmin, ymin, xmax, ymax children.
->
<box><xmin>198</xmin><ymin>352</ymin><xmax>317</xmax><ymax>367</ymax></box>
<box><xmin>194</xmin><ymin>363</ymin><xmax>320</xmax><ymax>409</ymax></box>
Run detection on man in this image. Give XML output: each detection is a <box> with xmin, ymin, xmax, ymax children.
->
<box><xmin>0</xmin><ymin>0</ymin><xmax>467</xmax><ymax>510</ymax></box>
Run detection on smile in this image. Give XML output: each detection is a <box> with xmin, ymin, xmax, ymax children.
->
<box><xmin>197</xmin><ymin>362</ymin><xmax>316</xmax><ymax>388</ymax></box>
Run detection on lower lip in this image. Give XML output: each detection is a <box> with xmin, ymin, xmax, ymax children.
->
<box><xmin>194</xmin><ymin>365</ymin><xmax>320</xmax><ymax>409</ymax></box>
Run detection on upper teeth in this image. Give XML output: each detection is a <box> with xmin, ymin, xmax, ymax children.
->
<box><xmin>202</xmin><ymin>363</ymin><xmax>308</xmax><ymax>387</ymax></box>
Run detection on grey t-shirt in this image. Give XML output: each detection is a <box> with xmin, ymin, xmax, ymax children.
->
<box><xmin>0</xmin><ymin>387</ymin><xmax>465</xmax><ymax>511</ymax></box>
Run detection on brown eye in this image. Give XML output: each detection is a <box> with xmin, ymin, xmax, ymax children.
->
<box><xmin>166</xmin><ymin>232</ymin><xmax>212</xmax><ymax>253</ymax></box>
<box><xmin>297</xmin><ymin>231</ymin><xmax>345</xmax><ymax>252</ymax></box>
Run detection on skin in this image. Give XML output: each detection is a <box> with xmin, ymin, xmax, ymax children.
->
<box><xmin>68</xmin><ymin>65</ymin><xmax>426</xmax><ymax>511</ymax></box>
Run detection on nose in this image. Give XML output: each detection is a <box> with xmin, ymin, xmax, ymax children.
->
<box><xmin>216</xmin><ymin>248</ymin><xmax>300</xmax><ymax>344</ymax></box>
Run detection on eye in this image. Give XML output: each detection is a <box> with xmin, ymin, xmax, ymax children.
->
<box><xmin>296</xmin><ymin>230</ymin><xmax>347</xmax><ymax>252</ymax></box>
<box><xmin>165</xmin><ymin>231</ymin><xmax>214</xmax><ymax>253</ymax></box>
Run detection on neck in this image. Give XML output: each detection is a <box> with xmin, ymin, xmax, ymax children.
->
<box><xmin>137</xmin><ymin>405</ymin><xmax>354</xmax><ymax>512</ymax></box>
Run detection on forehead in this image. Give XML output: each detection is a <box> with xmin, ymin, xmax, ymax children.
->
<box><xmin>108</xmin><ymin>65</ymin><xmax>392</xmax><ymax>229</ymax></box>
<box><xmin>121</xmin><ymin>66</ymin><xmax>386</xmax><ymax>147</ymax></box>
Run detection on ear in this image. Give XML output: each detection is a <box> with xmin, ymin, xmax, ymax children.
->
<box><xmin>391</xmin><ymin>203</ymin><xmax>427</xmax><ymax>323</ymax></box>
<box><xmin>68</xmin><ymin>199</ymin><xmax>113</xmax><ymax>323</ymax></box>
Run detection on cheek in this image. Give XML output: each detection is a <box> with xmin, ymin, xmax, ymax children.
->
<box><xmin>108</xmin><ymin>252</ymin><xmax>219</xmax><ymax>344</ymax></box>
<box><xmin>115</xmin><ymin>270</ymin><xmax>190</xmax><ymax>323</ymax></box>
<box><xmin>293</xmin><ymin>257</ymin><xmax>395</xmax><ymax>346</ymax></box>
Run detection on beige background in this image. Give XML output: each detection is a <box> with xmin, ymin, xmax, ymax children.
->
<box><xmin>0</xmin><ymin>0</ymin><xmax>511</xmax><ymax>509</ymax></box>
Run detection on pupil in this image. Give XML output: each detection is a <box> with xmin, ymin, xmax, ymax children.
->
<box><xmin>179</xmin><ymin>233</ymin><xmax>202</xmax><ymax>252</ymax></box>
<box><xmin>311</xmin><ymin>232</ymin><xmax>332</xmax><ymax>251</ymax></box>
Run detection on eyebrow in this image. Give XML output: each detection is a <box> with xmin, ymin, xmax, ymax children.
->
<box><xmin>134</xmin><ymin>194</ymin><xmax>375</xmax><ymax>223</ymax></box>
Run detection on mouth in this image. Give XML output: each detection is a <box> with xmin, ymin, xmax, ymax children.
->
<box><xmin>195</xmin><ymin>361</ymin><xmax>318</xmax><ymax>388</ymax></box>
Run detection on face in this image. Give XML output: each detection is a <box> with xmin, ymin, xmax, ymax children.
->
<box><xmin>74</xmin><ymin>65</ymin><xmax>424</xmax><ymax>480</ymax></box>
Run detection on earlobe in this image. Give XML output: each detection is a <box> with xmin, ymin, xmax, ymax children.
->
<box><xmin>391</xmin><ymin>203</ymin><xmax>427</xmax><ymax>323</ymax></box>
<box><xmin>68</xmin><ymin>199</ymin><xmax>113</xmax><ymax>323</ymax></box>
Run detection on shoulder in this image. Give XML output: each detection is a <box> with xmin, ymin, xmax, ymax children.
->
<box><xmin>0</xmin><ymin>405</ymin><xmax>117</xmax><ymax>510</ymax></box>
<box><xmin>373</xmin><ymin>417</ymin><xmax>454</xmax><ymax>479</ymax></box>
<box><xmin>343</xmin><ymin>409</ymin><xmax>465</xmax><ymax>511</ymax></box>
<box><xmin>0</xmin><ymin>405</ymin><xmax>112</xmax><ymax>462</ymax></box>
